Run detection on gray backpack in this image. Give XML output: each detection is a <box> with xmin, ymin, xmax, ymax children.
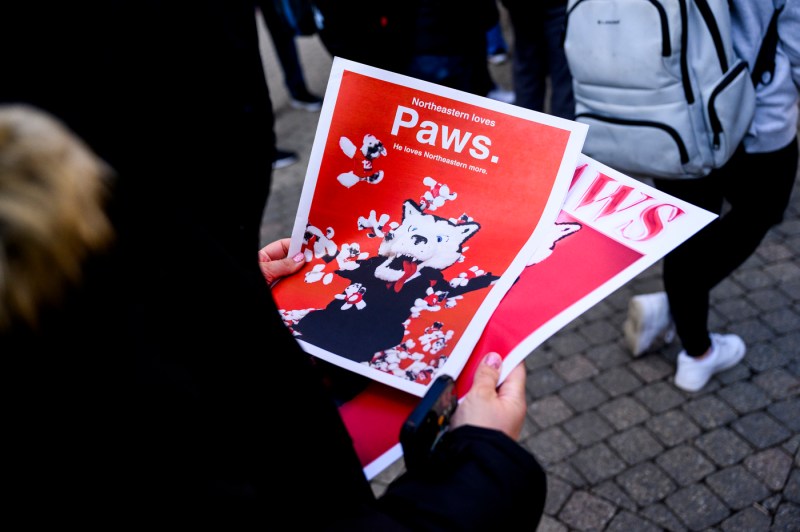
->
<box><xmin>564</xmin><ymin>0</ymin><xmax>755</xmax><ymax>180</ymax></box>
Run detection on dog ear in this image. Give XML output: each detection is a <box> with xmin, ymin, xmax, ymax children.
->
<box><xmin>455</xmin><ymin>222</ymin><xmax>480</xmax><ymax>244</ymax></box>
<box><xmin>402</xmin><ymin>199</ymin><xmax>422</xmax><ymax>220</ymax></box>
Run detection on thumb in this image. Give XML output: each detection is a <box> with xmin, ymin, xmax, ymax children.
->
<box><xmin>471</xmin><ymin>352</ymin><xmax>503</xmax><ymax>395</ymax></box>
<box><xmin>260</xmin><ymin>254</ymin><xmax>304</xmax><ymax>284</ymax></box>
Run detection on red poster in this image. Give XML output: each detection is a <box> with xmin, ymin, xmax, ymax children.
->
<box><xmin>339</xmin><ymin>155</ymin><xmax>716</xmax><ymax>479</ymax></box>
<box><xmin>271</xmin><ymin>58</ymin><xmax>587</xmax><ymax>397</ymax></box>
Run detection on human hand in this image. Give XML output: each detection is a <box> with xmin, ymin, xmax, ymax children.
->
<box><xmin>450</xmin><ymin>352</ymin><xmax>527</xmax><ymax>440</ymax></box>
<box><xmin>258</xmin><ymin>238</ymin><xmax>305</xmax><ymax>284</ymax></box>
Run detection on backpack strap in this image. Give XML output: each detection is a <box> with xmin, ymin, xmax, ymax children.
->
<box><xmin>751</xmin><ymin>3</ymin><xmax>785</xmax><ymax>86</ymax></box>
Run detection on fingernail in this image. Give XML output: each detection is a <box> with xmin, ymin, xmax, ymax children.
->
<box><xmin>483</xmin><ymin>352</ymin><xmax>502</xmax><ymax>370</ymax></box>
<box><xmin>292</xmin><ymin>252</ymin><xmax>304</xmax><ymax>263</ymax></box>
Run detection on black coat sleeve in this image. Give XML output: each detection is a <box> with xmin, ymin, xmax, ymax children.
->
<box><xmin>376</xmin><ymin>426</ymin><xmax>547</xmax><ymax>531</ymax></box>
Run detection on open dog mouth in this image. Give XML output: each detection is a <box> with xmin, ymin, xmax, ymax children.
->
<box><xmin>384</xmin><ymin>254</ymin><xmax>421</xmax><ymax>273</ymax></box>
<box><xmin>382</xmin><ymin>254</ymin><xmax>422</xmax><ymax>292</ymax></box>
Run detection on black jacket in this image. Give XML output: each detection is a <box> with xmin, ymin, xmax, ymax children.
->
<box><xmin>1</xmin><ymin>1</ymin><xmax>545</xmax><ymax>528</ymax></box>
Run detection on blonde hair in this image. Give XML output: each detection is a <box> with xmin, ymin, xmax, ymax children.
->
<box><xmin>0</xmin><ymin>104</ymin><xmax>114</xmax><ymax>330</ymax></box>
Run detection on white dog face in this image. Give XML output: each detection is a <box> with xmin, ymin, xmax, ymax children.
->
<box><xmin>361</xmin><ymin>134</ymin><xmax>387</xmax><ymax>160</ymax></box>
<box><xmin>343</xmin><ymin>282</ymin><xmax>365</xmax><ymax>297</ymax></box>
<box><xmin>375</xmin><ymin>200</ymin><xmax>479</xmax><ymax>282</ymax></box>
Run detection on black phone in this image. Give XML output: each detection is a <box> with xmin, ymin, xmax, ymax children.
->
<box><xmin>399</xmin><ymin>374</ymin><xmax>458</xmax><ymax>471</ymax></box>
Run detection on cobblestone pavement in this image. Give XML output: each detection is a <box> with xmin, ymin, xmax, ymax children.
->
<box><xmin>257</xmin><ymin>14</ymin><xmax>800</xmax><ymax>532</ymax></box>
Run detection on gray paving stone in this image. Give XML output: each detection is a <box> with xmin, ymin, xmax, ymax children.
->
<box><xmin>559</xmin><ymin>380</ymin><xmax>609</xmax><ymax>412</ymax></box>
<box><xmin>772</xmin><ymin>502</ymin><xmax>800</xmax><ymax>532</ymax></box>
<box><xmin>580</xmin><ymin>319</ymin><xmax>621</xmax><ymax>346</ymax></box>
<box><xmin>598</xmin><ymin>396</ymin><xmax>651</xmax><ymax>431</ymax></box>
<box><xmin>769</xmin><ymin>397</ymin><xmax>800</xmax><ymax>431</ymax></box>
<box><xmin>558</xmin><ymin>491</ymin><xmax>616</xmax><ymax>531</ymax></box>
<box><xmin>640</xmin><ymin>503</ymin><xmax>686</xmax><ymax>532</ymax></box>
<box><xmin>526</xmin><ymin>345</ymin><xmax>560</xmax><ymax>370</ymax></box>
<box><xmin>527</xmin><ymin>367</ymin><xmax>567</xmax><ymax>399</ymax></box>
<box><xmin>629</xmin><ymin>355</ymin><xmax>674</xmax><ymax>383</ymax></box>
<box><xmin>706</xmin><ymin>465</ymin><xmax>771</xmax><ymax>510</ymax></box>
<box><xmin>695</xmin><ymin>427</ymin><xmax>753</xmax><ymax>467</ymax></box>
<box><xmin>527</xmin><ymin>427</ymin><xmax>578</xmax><ymax>465</ymax></box>
<box><xmin>755</xmin><ymin>239</ymin><xmax>795</xmax><ymax>261</ymax></box>
<box><xmin>718</xmin><ymin>381</ymin><xmax>772</xmax><ymax>413</ymax></box>
<box><xmin>747</xmin><ymin>286</ymin><xmax>791</xmax><ymax>311</ymax></box>
<box><xmin>529</xmin><ymin>395</ymin><xmax>574</xmax><ymax>429</ymax></box>
<box><xmin>763</xmin><ymin>307</ymin><xmax>800</xmax><ymax>335</ymax></box>
<box><xmin>764</xmin><ymin>260</ymin><xmax>800</xmax><ymax>283</ymax></box>
<box><xmin>584</xmin><ymin>343</ymin><xmax>630</xmax><ymax>370</ymax></box>
<box><xmin>733</xmin><ymin>411</ymin><xmax>792</xmax><ymax>449</ymax></box>
<box><xmin>548</xmin><ymin>462</ymin><xmax>588</xmax><ymax>489</ymax></box>
<box><xmin>606</xmin><ymin>510</ymin><xmax>662</xmax><ymax>532</ymax></box>
<box><xmin>616</xmin><ymin>462</ymin><xmax>676</xmax><ymax>506</ymax></box>
<box><xmin>593</xmin><ymin>480</ymin><xmax>637</xmax><ymax>512</ymax></box>
<box><xmin>646</xmin><ymin>410</ymin><xmax>702</xmax><ymax>447</ymax></box>
<box><xmin>563</xmin><ymin>411</ymin><xmax>614</xmax><ymax>447</ymax></box>
<box><xmin>682</xmin><ymin>395</ymin><xmax>738</xmax><ymax>429</ymax></box>
<box><xmin>634</xmin><ymin>381</ymin><xmax>686</xmax><ymax>414</ymax></box>
<box><xmin>595</xmin><ymin>366</ymin><xmax>643</xmax><ymax>397</ymax></box>
<box><xmin>553</xmin><ymin>354</ymin><xmax>598</xmax><ymax>383</ymax></box>
<box><xmin>535</xmin><ymin>514</ymin><xmax>567</xmax><ymax>532</ymax></box>
<box><xmin>753</xmin><ymin>367</ymin><xmax>800</xmax><ymax>400</ymax></box>
<box><xmin>731</xmin><ymin>267</ymin><xmax>775</xmax><ymax>291</ymax></box>
<box><xmin>571</xmin><ymin>443</ymin><xmax>626</xmax><ymax>484</ymax></box>
<box><xmin>762</xmin><ymin>493</ymin><xmax>783</xmax><ymax>511</ymax></box>
<box><xmin>608</xmin><ymin>427</ymin><xmax>664</xmax><ymax>465</ymax></box>
<box><xmin>784</xmin><ymin>434</ymin><xmax>800</xmax><ymax>457</ymax></box>
<box><xmin>747</xmin><ymin>339</ymin><xmax>795</xmax><ymax>372</ymax></box>
<box><xmin>743</xmin><ymin>448</ymin><xmax>793</xmax><ymax>491</ymax></box>
<box><xmin>547</xmin><ymin>332</ymin><xmax>590</xmax><ymax>357</ymax></box>
<box><xmin>716</xmin><ymin>361</ymin><xmax>752</xmax><ymax>387</ymax></box>
<box><xmin>543</xmin><ymin>474</ymin><xmax>572</xmax><ymax>515</ymax></box>
<box><xmin>786</xmin><ymin>469</ymin><xmax>800</xmax><ymax>504</ymax></box>
<box><xmin>720</xmin><ymin>506</ymin><xmax>772</xmax><ymax>532</ymax></box>
<box><xmin>734</xmin><ymin>318</ymin><xmax>778</xmax><ymax>346</ymax></box>
<box><xmin>656</xmin><ymin>444</ymin><xmax>716</xmax><ymax>486</ymax></box>
<box><xmin>666</xmin><ymin>484</ymin><xmax>730</xmax><ymax>530</ymax></box>
<box><xmin>716</xmin><ymin>297</ymin><xmax>762</xmax><ymax>321</ymax></box>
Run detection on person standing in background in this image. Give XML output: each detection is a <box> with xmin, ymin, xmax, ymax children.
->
<box><xmin>624</xmin><ymin>0</ymin><xmax>799</xmax><ymax>392</ymax></box>
<box><xmin>486</xmin><ymin>19</ymin><xmax>510</xmax><ymax>65</ymax></box>
<box><xmin>500</xmin><ymin>0</ymin><xmax>575</xmax><ymax>119</ymax></box>
<box><xmin>2</xmin><ymin>1</ymin><xmax>547</xmax><ymax>527</ymax></box>
<box><xmin>259</xmin><ymin>0</ymin><xmax>324</xmax><ymax>112</ymax></box>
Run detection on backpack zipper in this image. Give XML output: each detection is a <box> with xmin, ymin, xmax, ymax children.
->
<box><xmin>708</xmin><ymin>61</ymin><xmax>748</xmax><ymax>149</ymax></box>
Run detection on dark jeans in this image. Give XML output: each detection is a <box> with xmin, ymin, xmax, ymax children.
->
<box><xmin>507</xmin><ymin>3</ymin><xmax>574</xmax><ymax>119</ymax></box>
<box><xmin>653</xmin><ymin>137</ymin><xmax>798</xmax><ymax>356</ymax></box>
<box><xmin>406</xmin><ymin>54</ymin><xmax>495</xmax><ymax>97</ymax></box>
<box><xmin>260</xmin><ymin>0</ymin><xmax>308</xmax><ymax>98</ymax></box>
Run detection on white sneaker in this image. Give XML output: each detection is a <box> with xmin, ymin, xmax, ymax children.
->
<box><xmin>623</xmin><ymin>292</ymin><xmax>675</xmax><ymax>356</ymax></box>
<box><xmin>674</xmin><ymin>333</ymin><xmax>746</xmax><ymax>392</ymax></box>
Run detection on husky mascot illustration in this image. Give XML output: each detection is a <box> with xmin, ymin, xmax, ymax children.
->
<box><xmin>293</xmin><ymin>199</ymin><xmax>498</xmax><ymax>363</ymax></box>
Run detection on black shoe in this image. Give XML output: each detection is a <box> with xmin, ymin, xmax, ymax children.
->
<box><xmin>289</xmin><ymin>89</ymin><xmax>323</xmax><ymax>112</ymax></box>
<box><xmin>272</xmin><ymin>148</ymin><xmax>298</xmax><ymax>170</ymax></box>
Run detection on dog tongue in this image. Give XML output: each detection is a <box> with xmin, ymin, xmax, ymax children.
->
<box><xmin>393</xmin><ymin>260</ymin><xmax>418</xmax><ymax>292</ymax></box>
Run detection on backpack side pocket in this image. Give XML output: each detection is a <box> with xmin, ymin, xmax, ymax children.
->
<box><xmin>703</xmin><ymin>60</ymin><xmax>755</xmax><ymax>167</ymax></box>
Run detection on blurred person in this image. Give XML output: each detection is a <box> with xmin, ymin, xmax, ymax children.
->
<box><xmin>623</xmin><ymin>0</ymin><xmax>799</xmax><ymax>392</ymax></box>
<box><xmin>310</xmin><ymin>1</ymin><xmax>413</xmax><ymax>73</ymax></box>
<box><xmin>405</xmin><ymin>0</ymin><xmax>507</xmax><ymax>99</ymax></box>
<box><xmin>500</xmin><ymin>0</ymin><xmax>574</xmax><ymax>119</ymax></box>
<box><xmin>258</xmin><ymin>0</ymin><xmax>324</xmax><ymax>112</ymax></box>
<box><xmin>0</xmin><ymin>104</ymin><xmax>115</xmax><ymax>336</ymax></box>
<box><xmin>486</xmin><ymin>19</ymin><xmax>509</xmax><ymax>65</ymax></box>
<box><xmin>2</xmin><ymin>1</ymin><xmax>547</xmax><ymax>527</ymax></box>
